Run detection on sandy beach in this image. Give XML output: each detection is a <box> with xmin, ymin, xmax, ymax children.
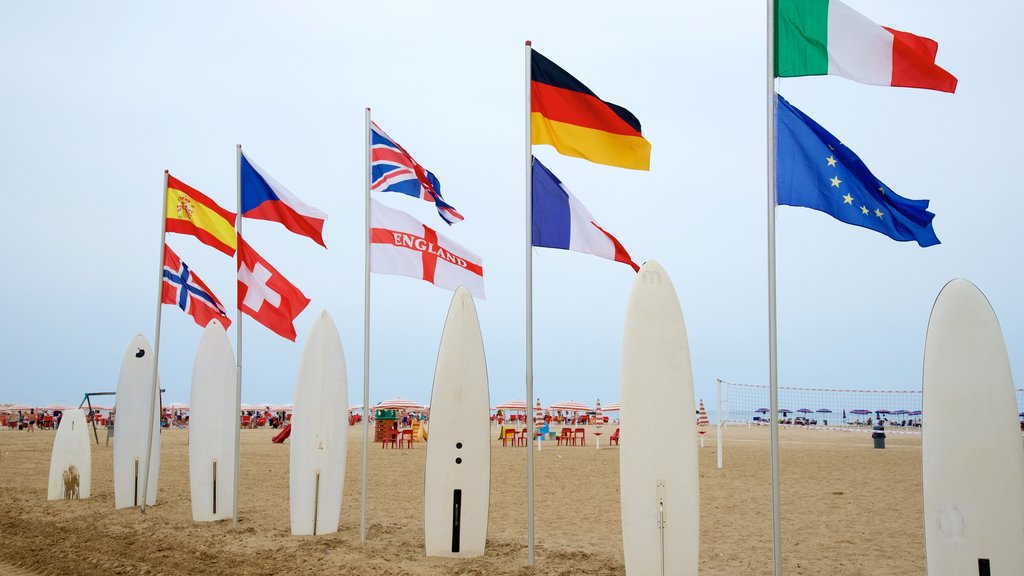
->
<box><xmin>0</xmin><ymin>424</ymin><xmax>924</xmax><ymax>575</ymax></box>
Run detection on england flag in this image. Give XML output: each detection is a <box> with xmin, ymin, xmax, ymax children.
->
<box><xmin>370</xmin><ymin>121</ymin><xmax>464</xmax><ymax>225</ymax></box>
<box><xmin>370</xmin><ymin>199</ymin><xmax>484</xmax><ymax>299</ymax></box>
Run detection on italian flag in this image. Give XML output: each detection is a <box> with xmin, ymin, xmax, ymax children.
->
<box><xmin>775</xmin><ymin>0</ymin><xmax>957</xmax><ymax>93</ymax></box>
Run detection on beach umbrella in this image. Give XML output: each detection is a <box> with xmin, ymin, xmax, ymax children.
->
<box><xmin>850</xmin><ymin>409</ymin><xmax>871</xmax><ymax>415</ymax></box>
<box><xmin>548</xmin><ymin>400</ymin><xmax>593</xmax><ymax>413</ymax></box>
<box><xmin>375</xmin><ymin>397</ymin><xmax>424</xmax><ymax>411</ymax></box>
<box><xmin>816</xmin><ymin>408</ymin><xmax>832</xmax><ymax>413</ymax></box>
<box><xmin>167</xmin><ymin>402</ymin><xmax>189</xmax><ymax>411</ymax></box>
<box><xmin>755</xmin><ymin>408</ymin><xmax>770</xmax><ymax>413</ymax></box>
<box><xmin>602</xmin><ymin>402</ymin><xmax>621</xmax><ymax>412</ymax></box>
<box><xmin>909</xmin><ymin>410</ymin><xmax>922</xmax><ymax>416</ymax></box>
<box><xmin>779</xmin><ymin>409</ymin><xmax>791</xmax><ymax>416</ymax></box>
<box><xmin>42</xmin><ymin>404</ymin><xmax>72</xmax><ymax>411</ymax></box>
<box><xmin>696</xmin><ymin>399</ymin><xmax>710</xmax><ymax>447</ymax></box>
<box><xmin>494</xmin><ymin>399</ymin><xmax>529</xmax><ymax>411</ymax></box>
<box><xmin>797</xmin><ymin>408</ymin><xmax>813</xmax><ymax>414</ymax></box>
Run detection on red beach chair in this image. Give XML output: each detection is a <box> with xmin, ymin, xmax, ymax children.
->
<box><xmin>556</xmin><ymin>428</ymin><xmax>572</xmax><ymax>446</ymax></box>
<box><xmin>400</xmin><ymin>429</ymin><xmax>414</xmax><ymax>448</ymax></box>
<box><xmin>381</xmin><ymin>429</ymin><xmax>398</xmax><ymax>449</ymax></box>
<box><xmin>609</xmin><ymin>428</ymin><xmax>620</xmax><ymax>446</ymax></box>
<box><xmin>574</xmin><ymin>428</ymin><xmax>586</xmax><ymax>446</ymax></box>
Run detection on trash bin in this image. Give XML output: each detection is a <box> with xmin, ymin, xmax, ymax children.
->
<box><xmin>871</xmin><ymin>424</ymin><xmax>885</xmax><ymax>449</ymax></box>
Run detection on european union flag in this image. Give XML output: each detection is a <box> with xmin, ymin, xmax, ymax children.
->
<box><xmin>776</xmin><ymin>94</ymin><xmax>940</xmax><ymax>247</ymax></box>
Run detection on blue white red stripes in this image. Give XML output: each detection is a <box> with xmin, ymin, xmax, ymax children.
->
<box><xmin>370</xmin><ymin>122</ymin><xmax>464</xmax><ymax>225</ymax></box>
<box><xmin>531</xmin><ymin>157</ymin><xmax>639</xmax><ymax>272</ymax></box>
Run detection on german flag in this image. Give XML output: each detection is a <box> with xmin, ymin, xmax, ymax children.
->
<box><xmin>165</xmin><ymin>173</ymin><xmax>237</xmax><ymax>257</ymax></box>
<box><xmin>531</xmin><ymin>49</ymin><xmax>651</xmax><ymax>171</ymax></box>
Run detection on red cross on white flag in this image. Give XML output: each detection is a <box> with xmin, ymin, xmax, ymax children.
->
<box><xmin>369</xmin><ymin>199</ymin><xmax>485</xmax><ymax>299</ymax></box>
<box><xmin>236</xmin><ymin>235</ymin><xmax>311</xmax><ymax>341</ymax></box>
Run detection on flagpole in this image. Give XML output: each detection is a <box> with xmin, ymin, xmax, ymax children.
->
<box><xmin>233</xmin><ymin>144</ymin><xmax>243</xmax><ymax>529</ymax></box>
<box><xmin>766</xmin><ymin>1</ymin><xmax>783</xmax><ymax>575</ymax></box>
<box><xmin>140</xmin><ymin>170</ymin><xmax>169</xmax><ymax>514</ymax></box>
<box><xmin>524</xmin><ymin>39</ymin><xmax>536</xmax><ymax>567</ymax></box>
<box><xmin>360</xmin><ymin>106</ymin><xmax>372</xmax><ymax>544</ymax></box>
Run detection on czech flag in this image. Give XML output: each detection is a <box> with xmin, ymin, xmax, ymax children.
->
<box><xmin>241</xmin><ymin>152</ymin><xmax>328</xmax><ymax>247</ymax></box>
<box><xmin>531</xmin><ymin>48</ymin><xmax>651</xmax><ymax>171</ymax></box>
<box><xmin>532</xmin><ymin>157</ymin><xmax>639</xmax><ymax>272</ymax></box>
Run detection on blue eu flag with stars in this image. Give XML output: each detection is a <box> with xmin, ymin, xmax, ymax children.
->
<box><xmin>776</xmin><ymin>94</ymin><xmax>940</xmax><ymax>247</ymax></box>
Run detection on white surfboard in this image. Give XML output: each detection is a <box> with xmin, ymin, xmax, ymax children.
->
<box><xmin>922</xmin><ymin>279</ymin><xmax>1024</xmax><ymax>575</ymax></box>
<box><xmin>290</xmin><ymin>310</ymin><xmax>348</xmax><ymax>536</ymax></box>
<box><xmin>619</xmin><ymin>260</ymin><xmax>699</xmax><ymax>576</ymax></box>
<box><xmin>424</xmin><ymin>286</ymin><xmax>490</xmax><ymax>558</ymax></box>
<box><xmin>48</xmin><ymin>409</ymin><xmax>91</xmax><ymax>500</ymax></box>
<box><xmin>113</xmin><ymin>334</ymin><xmax>161</xmax><ymax>509</ymax></box>
<box><xmin>188</xmin><ymin>320</ymin><xmax>237</xmax><ymax>522</ymax></box>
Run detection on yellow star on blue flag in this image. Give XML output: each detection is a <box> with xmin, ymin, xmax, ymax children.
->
<box><xmin>775</xmin><ymin>94</ymin><xmax>939</xmax><ymax>247</ymax></box>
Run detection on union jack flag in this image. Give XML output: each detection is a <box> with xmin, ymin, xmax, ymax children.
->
<box><xmin>162</xmin><ymin>244</ymin><xmax>231</xmax><ymax>330</ymax></box>
<box><xmin>370</xmin><ymin>121</ymin><xmax>464</xmax><ymax>225</ymax></box>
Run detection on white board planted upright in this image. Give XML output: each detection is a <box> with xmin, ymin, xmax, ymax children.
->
<box><xmin>290</xmin><ymin>310</ymin><xmax>348</xmax><ymax>536</ymax></box>
<box><xmin>188</xmin><ymin>320</ymin><xmax>237</xmax><ymax>522</ymax></box>
<box><xmin>48</xmin><ymin>409</ymin><xmax>91</xmax><ymax>500</ymax></box>
<box><xmin>922</xmin><ymin>279</ymin><xmax>1024</xmax><ymax>575</ymax></box>
<box><xmin>424</xmin><ymin>286</ymin><xmax>490</xmax><ymax>558</ymax></box>
<box><xmin>113</xmin><ymin>334</ymin><xmax>161</xmax><ymax>509</ymax></box>
<box><xmin>619</xmin><ymin>260</ymin><xmax>699</xmax><ymax>576</ymax></box>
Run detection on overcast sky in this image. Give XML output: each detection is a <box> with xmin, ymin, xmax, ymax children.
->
<box><xmin>2</xmin><ymin>0</ymin><xmax>1020</xmax><ymax>411</ymax></box>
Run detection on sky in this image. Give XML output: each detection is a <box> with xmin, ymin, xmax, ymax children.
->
<box><xmin>2</xmin><ymin>1</ymin><xmax>1021</xmax><ymax>411</ymax></box>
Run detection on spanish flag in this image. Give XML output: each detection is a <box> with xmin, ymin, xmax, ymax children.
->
<box><xmin>165</xmin><ymin>174</ymin><xmax>237</xmax><ymax>257</ymax></box>
<box><xmin>531</xmin><ymin>49</ymin><xmax>651</xmax><ymax>171</ymax></box>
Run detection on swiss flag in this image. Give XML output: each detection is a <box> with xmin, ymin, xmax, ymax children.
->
<box><xmin>236</xmin><ymin>235</ymin><xmax>310</xmax><ymax>341</ymax></box>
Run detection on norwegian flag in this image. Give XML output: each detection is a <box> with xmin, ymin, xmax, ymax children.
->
<box><xmin>162</xmin><ymin>244</ymin><xmax>231</xmax><ymax>329</ymax></box>
<box><xmin>370</xmin><ymin>121</ymin><xmax>464</xmax><ymax>225</ymax></box>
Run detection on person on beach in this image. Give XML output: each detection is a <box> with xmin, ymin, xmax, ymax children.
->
<box><xmin>27</xmin><ymin>408</ymin><xmax>36</xmax><ymax>432</ymax></box>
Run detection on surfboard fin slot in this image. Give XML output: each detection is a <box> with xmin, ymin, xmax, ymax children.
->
<box><xmin>656</xmin><ymin>480</ymin><xmax>666</xmax><ymax>576</ymax></box>
<box><xmin>212</xmin><ymin>461</ymin><xmax>218</xmax><ymax>515</ymax></box>
<box><xmin>134</xmin><ymin>459</ymin><xmax>140</xmax><ymax>507</ymax></box>
<box><xmin>313</xmin><ymin>473</ymin><xmax>321</xmax><ymax>536</ymax></box>
<box><xmin>978</xmin><ymin>558</ymin><xmax>990</xmax><ymax>576</ymax></box>
<box><xmin>451</xmin><ymin>489</ymin><xmax>462</xmax><ymax>553</ymax></box>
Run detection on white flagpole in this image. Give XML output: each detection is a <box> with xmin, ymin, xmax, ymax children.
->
<box><xmin>233</xmin><ymin>144</ymin><xmax>243</xmax><ymax>529</ymax></box>
<box><xmin>140</xmin><ymin>170</ymin><xmax>169</xmax><ymax>514</ymax></box>
<box><xmin>524</xmin><ymin>39</ymin><xmax>536</xmax><ymax>567</ymax></box>
<box><xmin>360</xmin><ymin>107</ymin><xmax>372</xmax><ymax>544</ymax></box>
<box><xmin>766</xmin><ymin>1</ymin><xmax>783</xmax><ymax>574</ymax></box>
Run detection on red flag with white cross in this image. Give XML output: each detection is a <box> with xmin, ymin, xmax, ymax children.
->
<box><xmin>236</xmin><ymin>234</ymin><xmax>310</xmax><ymax>341</ymax></box>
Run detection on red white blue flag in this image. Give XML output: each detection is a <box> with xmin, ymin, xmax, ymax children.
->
<box><xmin>162</xmin><ymin>244</ymin><xmax>231</xmax><ymax>329</ymax></box>
<box><xmin>532</xmin><ymin>157</ymin><xmax>639</xmax><ymax>272</ymax></box>
<box><xmin>236</xmin><ymin>235</ymin><xmax>310</xmax><ymax>341</ymax></box>
<box><xmin>370</xmin><ymin>122</ymin><xmax>464</xmax><ymax>226</ymax></box>
<box><xmin>241</xmin><ymin>152</ymin><xmax>328</xmax><ymax>247</ymax></box>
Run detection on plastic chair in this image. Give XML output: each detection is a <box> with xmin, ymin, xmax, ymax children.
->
<box><xmin>381</xmin><ymin>429</ymin><xmax>398</xmax><ymax>449</ymax></box>
<box><xmin>556</xmin><ymin>428</ymin><xmax>572</xmax><ymax>446</ymax></box>
<box><xmin>574</xmin><ymin>428</ymin><xmax>586</xmax><ymax>446</ymax></box>
<box><xmin>501</xmin><ymin>428</ymin><xmax>518</xmax><ymax>447</ymax></box>
<box><xmin>400</xmin><ymin>429</ymin><xmax>414</xmax><ymax>448</ymax></box>
<box><xmin>241</xmin><ymin>415</ymin><xmax>251</xmax><ymax>428</ymax></box>
<box><xmin>516</xmin><ymin>428</ymin><xmax>528</xmax><ymax>447</ymax></box>
<box><xmin>609</xmin><ymin>428</ymin><xmax>620</xmax><ymax>446</ymax></box>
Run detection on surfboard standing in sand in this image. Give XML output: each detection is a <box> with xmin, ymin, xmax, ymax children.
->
<box><xmin>619</xmin><ymin>261</ymin><xmax>699</xmax><ymax>576</ymax></box>
<box><xmin>113</xmin><ymin>335</ymin><xmax>161</xmax><ymax>509</ymax></box>
<box><xmin>48</xmin><ymin>409</ymin><xmax>91</xmax><ymax>500</ymax></box>
<box><xmin>424</xmin><ymin>286</ymin><xmax>490</xmax><ymax>558</ymax></box>
<box><xmin>922</xmin><ymin>279</ymin><xmax>1024</xmax><ymax>575</ymax></box>
<box><xmin>290</xmin><ymin>310</ymin><xmax>348</xmax><ymax>536</ymax></box>
<box><xmin>188</xmin><ymin>320</ymin><xmax>237</xmax><ymax>522</ymax></box>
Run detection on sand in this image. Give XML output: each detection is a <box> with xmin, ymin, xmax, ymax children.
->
<box><xmin>0</xmin><ymin>424</ymin><xmax>924</xmax><ymax>575</ymax></box>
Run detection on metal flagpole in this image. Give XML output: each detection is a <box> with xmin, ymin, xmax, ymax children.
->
<box><xmin>360</xmin><ymin>107</ymin><xmax>372</xmax><ymax>544</ymax></box>
<box><xmin>524</xmin><ymin>39</ymin><xmax>536</xmax><ymax>567</ymax></box>
<box><xmin>233</xmin><ymin>144</ymin><xmax>243</xmax><ymax>529</ymax></box>
<box><xmin>766</xmin><ymin>1</ymin><xmax>783</xmax><ymax>574</ymax></box>
<box><xmin>140</xmin><ymin>170</ymin><xmax>169</xmax><ymax>514</ymax></box>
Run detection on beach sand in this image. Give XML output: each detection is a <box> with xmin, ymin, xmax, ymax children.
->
<box><xmin>0</xmin><ymin>424</ymin><xmax>924</xmax><ymax>575</ymax></box>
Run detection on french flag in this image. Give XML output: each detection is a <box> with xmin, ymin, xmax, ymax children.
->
<box><xmin>532</xmin><ymin>157</ymin><xmax>639</xmax><ymax>272</ymax></box>
<box><xmin>241</xmin><ymin>152</ymin><xmax>328</xmax><ymax>247</ymax></box>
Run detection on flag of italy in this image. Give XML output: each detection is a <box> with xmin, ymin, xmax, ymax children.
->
<box><xmin>775</xmin><ymin>0</ymin><xmax>957</xmax><ymax>93</ymax></box>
